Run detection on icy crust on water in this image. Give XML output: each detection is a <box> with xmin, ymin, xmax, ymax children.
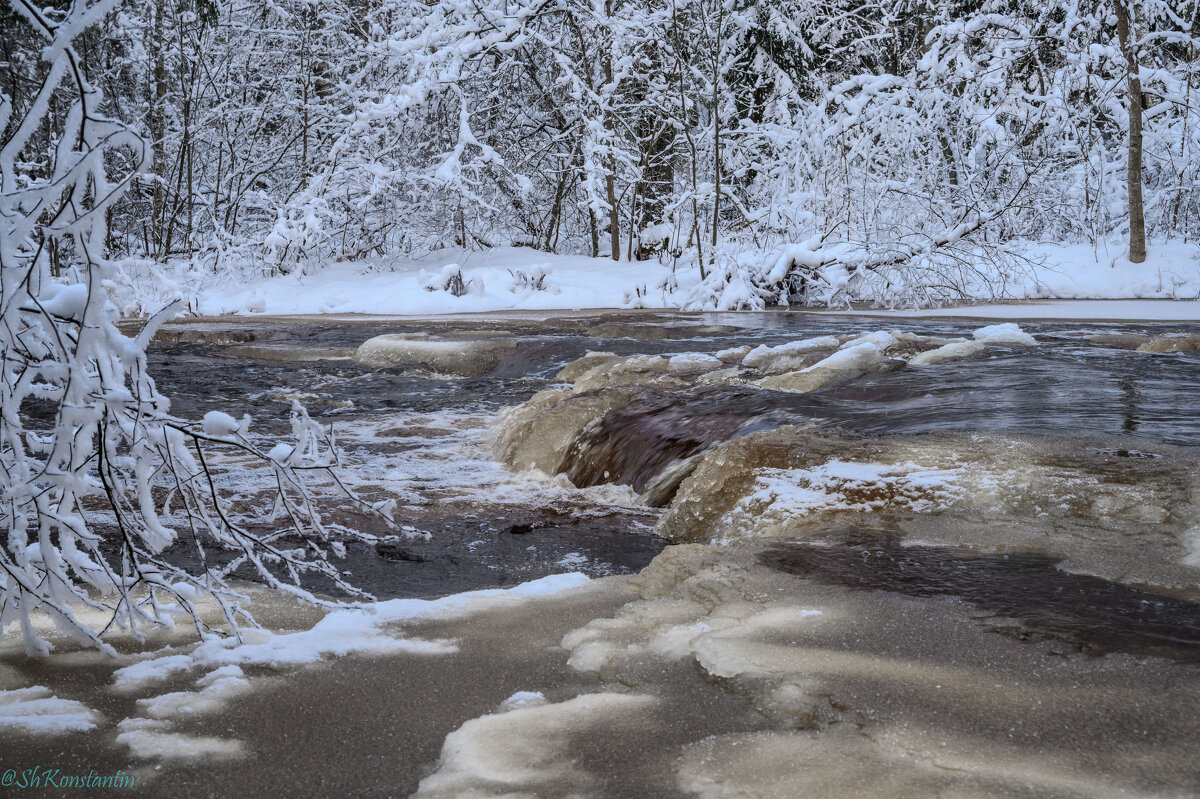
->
<box><xmin>414</xmin><ymin>692</ymin><xmax>657</xmax><ymax>798</ymax></box>
<box><xmin>0</xmin><ymin>687</ymin><xmax>100</xmax><ymax>734</ymax></box>
<box><xmin>113</xmin><ymin>573</ymin><xmax>588</xmax><ymax>686</ymax></box>
<box><xmin>557</xmin><ymin>543</ymin><xmax>1200</xmax><ymax>798</ymax></box>
<box><xmin>145</xmin><ymin>408</ymin><xmax>646</xmax><ymax>543</ymax></box>
<box><xmin>659</xmin><ymin>426</ymin><xmax>1200</xmax><ymax>590</ymax></box>
<box><xmin>94</xmin><ymin>574</ymin><xmax>591</xmax><ymax>764</ymax></box>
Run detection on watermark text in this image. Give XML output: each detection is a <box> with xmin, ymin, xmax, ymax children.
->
<box><xmin>2</xmin><ymin>767</ymin><xmax>135</xmax><ymax>789</ymax></box>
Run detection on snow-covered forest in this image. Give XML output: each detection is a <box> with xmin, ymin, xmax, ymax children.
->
<box><xmin>6</xmin><ymin>0</ymin><xmax>1200</xmax><ymax>310</ymax></box>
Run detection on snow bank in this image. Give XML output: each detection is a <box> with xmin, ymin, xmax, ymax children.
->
<box><xmin>836</xmin><ymin>299</ymin><xmax>1200</xmax><ymax>321</ymax></box>
<box><xmin>114</xmin><ymin>241</ymin><xmax>1200</xmax><ymax>318</ymax></box>
<box><xmin>169</xmin><ymin>247</ymin><xmax>681</xmax><ymax>316</ymax></box>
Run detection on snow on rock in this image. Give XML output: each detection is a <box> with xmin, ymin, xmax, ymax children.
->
<box><xmin>714</xmin><ymin>345</ymin><xmax>751</xmax><ymax>364</ymax></box>
<box><xmin>909</xmin><ymin>340</ymin><xmax>986</xmax><ymax>366</ymax></box>
<box><xmin>555</xmin><ymin>351</ymin><xmax>622</xmax><ymax>382</ymax></box>
<box><xmin>973</xmin><ymin>323</ymin><xmax>1037</xmax><ymax>345</ymax></box>
<box><xmin>136</xmin><ymin>666</ymin><xmax>252</xmax><ymax>719</ymax></box>
<box><xmin>496</xmin><ymin>691</ymin><xmax>547</xmax><ymax>713</ymax></box>
<box><xmin>353</xmin><ymin>334</ymin><xmax>517</xmax><ymax>376</ymax></box>
<box><xmin>667</xmin><ymin>352</ymin><xmax>724</xmax><ymax>373</ymax></box>
<box><xmin>0</xmin><ymin>687</ymin><xmax>100</xmax><ymax>734</ymax></box>
<box><xmin>756</xmin><ymin>341</ymin><xmax>888</xmax><ymax>393</ymax></box>
<box><xmin>742</xmin><ymin>336</ymin><xmax>840</xmax><ymax>371</ymax></box>
<box><xmin>728</xmin><ymin>461</ymin><xmax>965</xmax><ymax>532</ymax></box>
<box><xmin>112</xmin><ymin>654</ymin><xmax>196</xmax><ymax>692</ymax></box>
<box><xmin>841</xmin><ymin>330</ymin><xmax>900</xmax><ymax>350</ymax></box>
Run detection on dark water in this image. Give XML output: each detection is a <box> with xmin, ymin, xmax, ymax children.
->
<box><xmin>147</xmin><ymin>313</ymin><xmax>1200</xmax><ymax>443</ymax></box>
<box><xmin>144</xmin><ymin>312</ymin><xmax>1200</xmax><ymax>602</ymax></box>
<box><xmin>762</xmin><ymin>537</ymin><xmax>1200</xmax><ymax>662</ymax></box>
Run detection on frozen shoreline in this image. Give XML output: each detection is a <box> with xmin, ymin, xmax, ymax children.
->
<box><xmin>113</xmin><ymin>241</ymin><xmax>1200</xmax><ymax>319</ymax></box>
<box><xmin>823</xmin><ymin>298</ymin><xmax>1200</xmax><ymax>321</ymax></box>
<box><xmin>131</xmin><ymin>298</ymin><xmax>1200</xmax><ymax>329</ymax></box>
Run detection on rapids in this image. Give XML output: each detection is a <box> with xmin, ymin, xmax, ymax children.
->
<box><xmin>5</xmin><ymin>310</ymin><xmax>1200</xmax><ymax>796</ymax></box>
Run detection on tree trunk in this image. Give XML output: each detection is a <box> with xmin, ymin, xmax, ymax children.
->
<box><xmin>150</xmin><ymin>0</ymin><xmax>168</xmax><ymax>257</ymax></box>
<box><xmin>709</xmin><ymin>0</ymin><xmax>724</xmax><ymax>269</ymax></box>
<box><xmin>604</xmin><ymin>0</ymin><xmax>621</xmax><ymax>261</ymax></box>
<box><xmin>1115</xmin><ymin>0</ymin><xmax>1147</xmax><ymax>264</ymax></box>
<box><xmin>606</xmin><ymin>171</ymin><xmax>620</xmax><ymax>261</ymax></box>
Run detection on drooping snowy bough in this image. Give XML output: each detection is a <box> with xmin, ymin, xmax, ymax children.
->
<box><xmin>1</xmin><ymin>1</ymin><xmax>388</xmax><ymax>656</ymax></box>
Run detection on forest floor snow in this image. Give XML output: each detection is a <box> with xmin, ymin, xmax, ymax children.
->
<box><xmin>114</xmin><ymin>240</ymin><xmax>1200</xmax><ymax>318</ymax></box>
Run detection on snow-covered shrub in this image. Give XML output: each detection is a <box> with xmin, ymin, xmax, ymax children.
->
<box><xmin>1</xmin><ymin>1</ymin><xmax>388</xmax><ymax>656</ymax></box>
<box><xmin>420</xmin><ymin>264</ymin><xmax>484</xmax><ymax>297</ymax></box>
<box><xmin>508</xmin><ymin>266</ymin><xmax>557</xmax><ymax>295</ymax></box>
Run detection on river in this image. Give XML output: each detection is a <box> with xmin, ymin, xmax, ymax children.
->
<box><xmin>3</xmin><ymin>310</ymin><xmax>1200</xmax><ymax>797</ymax></box>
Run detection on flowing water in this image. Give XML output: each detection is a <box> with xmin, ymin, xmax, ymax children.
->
<box><xmin>143</xmin><ymin>311</ymin><xmax>1200</xmax><ymax>596</ymax></box>
<box><xmin>6</xmin><ymin>310</ymin><xmax>1200</xmax><ymax>797</ymax></box>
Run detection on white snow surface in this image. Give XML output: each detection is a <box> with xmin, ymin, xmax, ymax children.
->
<box><xmin>0</xmin><ymin>686</ymin><xmax>101</xmax><ymax>734</ymax></box>
<box><xmin>743</xmin><ymin>336</ymin><xmax>841</xmax><ymax>368</ymax></box>
<box><xmin>836</xmin><ymin>299</ymin><xmax>1200</xmax><ymax>321</ymax></box>
<box><xmin>112</xmin><ymin>573</ymin><xmax>590</xmax><ymax>693</ymax></box>
<box><xmin>114</xmin><ymin>242</ymin><xmax>1200</xmax><ymax>318</ymax></box>
<box><xmin>116</xmin><ymin>717</ymin><xmax>245</xmax><ymax>760</ymax></box>
<box><xmin>162</xmin><ymin>248</ymin><xmax>681</xmax><ymax>316</ymax></box>
<box><xmin>730</xmin><ymin>460</ymin><xmax>965</xmax><ymax>535</ymax></box>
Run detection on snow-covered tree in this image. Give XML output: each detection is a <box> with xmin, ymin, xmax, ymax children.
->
<box><xmin>1</xmin><ymin>0</ymin><xmax>388</xmax><ymax>656</ymax></box>
<box><xmin>12</xmin><ymin>0</ymin><xmax>1197</xmax><ymax>307</ymax></box>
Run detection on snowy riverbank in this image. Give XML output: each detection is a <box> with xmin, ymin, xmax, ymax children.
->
<box><xmin>111</xmin><ymin>241</ymin><xmax>1200</xmax><ymax>319</ymax></box>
